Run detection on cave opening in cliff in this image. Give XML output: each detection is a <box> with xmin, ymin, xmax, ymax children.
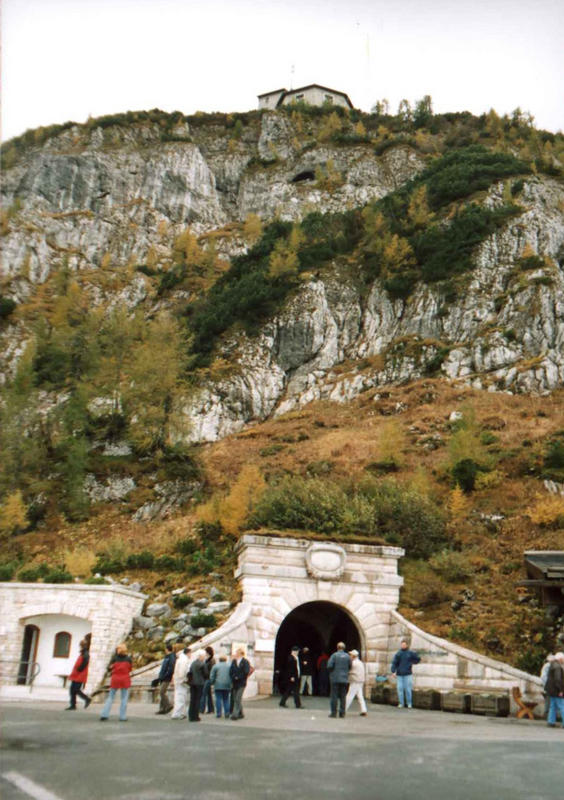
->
<box><xmin>273</xmin><ymin>601</ymin><xmax>361</xmax><ymax>695</ymax></box>
<box><xmin>290</xmin><ymin>170</ymin><xmax>315</xmax><ymax>183</ymax></box>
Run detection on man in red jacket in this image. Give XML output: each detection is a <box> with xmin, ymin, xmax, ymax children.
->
<box><xmin>65</xmin><ymin>639</ymin><xmax>92</xmax><ymax>710</ymax></box>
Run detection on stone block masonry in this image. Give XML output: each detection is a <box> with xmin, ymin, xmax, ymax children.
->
<box><xmin>0</xmin><ymin>583</ymin><xmax>146</xmax><ymax>696</ymax></box>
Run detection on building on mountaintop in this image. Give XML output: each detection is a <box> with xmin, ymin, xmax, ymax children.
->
<box><xmin>258</xmin><ymin>84</ymin><xmax>354</xmax><ymax>111</ymax></box>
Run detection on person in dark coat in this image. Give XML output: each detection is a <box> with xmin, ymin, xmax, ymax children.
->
<box><xmin>327</xmin><ymin>642</ymin><xmax>351</xmax><ymax>718</ymax></box>
<box><xmin>279</xmin><ymin>646</ymin><xmax>302</xmax><ymax>709</ymax></box>
<box><xmin>188</xmin><ymin>649</ymin><xmax>209</xmax><ymax>722</ymax></box>
<box><xmin>155</xmin><ymin>642</ymin><xmax>176</xmax><ymax>714</ymax></box>
<box><xmin>229</xmin><ymin>648</ymin><xmax>251</xmax><ymax>720</ymax></box>
<box><xmin>100</xmin><ymin>643</ymin><xmax>132</xmax><ymax>722</ymax></box>
<box><xmin>545</xmin><ymin>651</ymin><xmax>564</xmax><ymax>728</ymax></box>
<box><xmin>391</xmin><ymin>638</ymin><xmax>421</xmax><ymax>709</ymax></box>
<box><xmin>299</xmin><ymin>646</ymin><xmax>314</xmax><ymax>696</ymax></box>
<box><xmin>65</xmin><ymin>639</ymin><xmax>91</xmax><ymax>710</ymax></box>
<box><xmin>199</xmin><ymin>645</ymin><xmax>216</xmax><ymax>714</ymax></box>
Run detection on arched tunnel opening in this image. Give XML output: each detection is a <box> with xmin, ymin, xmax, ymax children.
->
<box><xmin>273</xmin><ymin>601</ymin><xmax>362</xmax><ymax>695</ymax></box>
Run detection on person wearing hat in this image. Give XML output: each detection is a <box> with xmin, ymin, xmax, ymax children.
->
<box><xmin>279</xmin><ymin>645</ymin><xmax>303</xmax><ymax>709</ymax></box>
<box><xmin>345</xmin><ymin>650</ymin><xmax>367</xmax><ymax>716</ymax></box>
<box><xmin>545</xmin><ymin>651</ymin><xmax>564</xmax><ymax>728</ymax></box>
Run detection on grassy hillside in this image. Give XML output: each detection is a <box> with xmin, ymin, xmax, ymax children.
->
<box><xmin>2</xmin><ymin>377</ymin><xmax>563</xmax><ymax>671</ymax></box>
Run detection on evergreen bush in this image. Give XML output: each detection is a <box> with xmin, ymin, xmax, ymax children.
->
<box><xmin>172</xmin><ymin>594</ymin><xmax>193</xmax><ymax>609</ymax></box>
<box><xmin>190</xmin><ymin>612</ymin><xmax>217</xmax><ymax>629</ymax></box>
<box><xmin>250</xmin><ymin>476</ymin><xmax>446</xmax><ymax>558</ymax></box>
<box><xmin>0</xmin><ymin>561</ymin><xmax>18</xmax><ymax>581</ymax></box>
<box><xmin>0</xmin><ymin>296</ymin><xmax>17</xmax><ymax>320</ymax></box>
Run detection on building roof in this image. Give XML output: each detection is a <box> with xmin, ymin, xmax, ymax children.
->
<box><xmin>257</xmin><ymin>88</ymin><xmax>287</xmax><ymax>98</ymax></box>
<box><xmin>258</xmin><ymin>84</ymin><xmax>354</xmax><ymax>109</ymax></box>
<box><xmin>522</xmin><ymin>551</ymin><xmax>564</xmax><ymax>585</ymax></box>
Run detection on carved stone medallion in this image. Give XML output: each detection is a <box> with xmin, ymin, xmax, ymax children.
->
<box><xmin>305</xmin><ymin>542</ymin><xmax>346</xmax><ymax>580</ymax></box>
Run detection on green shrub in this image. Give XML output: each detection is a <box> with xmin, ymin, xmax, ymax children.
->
<box><xmin>250</xmin><ymin>475</ymin><xmax>446</xmax><ymax>559</ymax></box>
<box><xmin>412</xmin><ymin>204</ymin><xmax>521</xmax><ymax>284</ymax></box>
<box><xmin>190</xmin><ymin>613</ymin><xmax>217</xmax><ymax>629</ymax></box>
<box><xmin>480</xmin><ymin>431</ymin><xmax>499</xmax><ymax>445</ymax></box>
<box><xmin>160</xmin><ymin>446</ymin><xmax>201</xmax><ymax>482</ymax></box>
<box><xmin>18</xmin><ymin>567</ymin><xmax>42</xmax><ymax>582</ymax></box>
<box><xmin>415</xmin><ymin>146</ymin><xmax>529</xmax><ymax>210</ymax></box>
<box><xmin>93</xmin><ymin>557</ymin><xmax>125</xmax><ymax>574</ymax></box>
<box><xmin>429</xmin><ymin>550</ymin><xmax>474</xmax><ymax>582</ymax></box>
<box><xmin>0</xmin><ymin>562</ymin><xmax>18</xmax><ymax>581</ymax></box>
<box><xmin>259</xmin><ymin>444</ymin><xmax>285</xmax><ymax>457</ymax></box>
<box><xmin>154</xmin><ymin>554</ymin><xmax>185</xmax><ymax>571</ymax></box>
<box><xmin>544</xmin><ymin>439</ymin><xmax>564</xmax><ymax>470</ymax></box>
<box><xmin>451</xmin><ymin>458</ymin><xmax>483</xmax><ymax>492</ymax></box>
<box><xmin>175</xmin><ymin>536</ymin><xmax>198</xmax><ymax>556</ymax></box>
<box><xmin>157</xmin><ymin>264</ymin><xmax>188</xmax><ymax>296</ymax></box>
<box><xmin>44</xmin><ymin>568</ymin><xmax>73</xmax><ymax>584</ymax></box>
<box><xmin>172</xmin><ymin>594</ymin><xmax>193</xmax><ymax>609</ymax></box>
<box><xmin>125</xmin><ymin>550</ymin><xmax>155</xmax><ymax>569</ymax></box>
<box><xmin>32</xmin><ymin>343</ymin><xmax>71</xmax><ymax>388</ymax></box>
<box><xmin>188</xmin><ymin>545</ymin><xmax>221</xmax><ymax>575</ymax></box>
<box><xmin>194</xmin><ymin>520</ymin><xmax>224</xmax><ymax>543</ymax></box>
<box><xmin>0</xmin><ymin>296</ymin><xmax>17</xmax><ymax>320</ymax></box>
<box><xmin>83</xmin><ymin>576</ymin><xmax>107</xmax><ymax>585</ymax></box>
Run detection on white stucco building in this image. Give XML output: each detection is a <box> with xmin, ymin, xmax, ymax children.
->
<box><xmin>0</xmin><ymin>582</ymin><xmax>146</xmax><ymax>700</ymax></box>
<box><xmin>258</xmin><ymin>84</ymin><xmax>354</xmax><ymax>111</ymax></box>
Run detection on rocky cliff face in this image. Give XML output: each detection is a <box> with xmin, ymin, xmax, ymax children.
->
<box><xmin>2</xmin><ymin>112</ymin><xmax>564</xmax><ymax>443</ymax></box>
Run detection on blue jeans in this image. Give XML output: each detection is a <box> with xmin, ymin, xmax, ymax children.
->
<box><xmin>215</xmin><ymin>689</ymin><xmax>230</xmax><ymax>717</ymax></box>
<box><xmin>397</xmin><ymin>674</ymin><xmax>413</xmax><ymax>707</ymax></box>
<box><xmin>330</xmin><ymin>681</ymin><xmax>347</xmax><ymax>716</ymax></box>
<box><xmin>547</xmin><ymin>695</ymin><xmax>564</xmax><ymax>726</ymax></box>
<box><xmin>100</xmin><ymin>688</ymin><xmax>129</xmax><ymax>721</ymax></box>
<box><xmin>200</xmin><ymin>679</ymin><xmax>214</xmax><ymax>713</ymax></box>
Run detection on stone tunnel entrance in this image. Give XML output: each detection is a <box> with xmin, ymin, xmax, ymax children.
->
<box><xmin>234</xmin><ymin>534</ymin><xmax>405</xmax><ymax>696</ymax></box>
<box><xmin>274</xmin><ymin>601</ymin><xmax>362</xmax><ymax>694</ymax></box>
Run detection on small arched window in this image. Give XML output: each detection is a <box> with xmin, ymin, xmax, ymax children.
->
<box><xmin>53</xmin><ymin>631</ymin><xmax>71</xmax><ymax>658</ymax></box>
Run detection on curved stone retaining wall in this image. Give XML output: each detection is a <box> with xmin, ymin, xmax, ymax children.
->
<box><xmin>387</xmin><ymin>610</ymin><xmax>543</xmax><ymax>710</ymax></box>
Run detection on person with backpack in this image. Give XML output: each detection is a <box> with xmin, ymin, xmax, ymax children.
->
<box><xmin>545</xmin><ymin>651</ymin><xmax>564</xmax><ymax>728</ymax></box>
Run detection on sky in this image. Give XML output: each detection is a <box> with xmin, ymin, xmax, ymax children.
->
<box><xmin>2</xmin><ymin>0</ymin><xmax>563</xmax><ymax>142</ymax></box>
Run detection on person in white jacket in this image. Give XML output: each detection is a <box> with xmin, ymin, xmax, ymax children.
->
<box><xmin>170</xmin><ymin>645</ymin><xmax>192</xmax><ymax>720</ymax></box>
<box><xmin>345</xmin><ymin>649</ymin><xmax>367</xmax><ymax>716</ymax></box>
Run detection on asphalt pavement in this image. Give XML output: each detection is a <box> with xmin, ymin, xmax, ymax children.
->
<box><xmin>1</xmin><ymin>696</ymin><xmax>562</xmax><ymax>800</ymax></box>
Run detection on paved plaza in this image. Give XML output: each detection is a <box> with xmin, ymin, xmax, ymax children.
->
<box><xmin>1</xmin><ymin>696</ymin><xmax>562</xmax><ymax>800</ymax></box>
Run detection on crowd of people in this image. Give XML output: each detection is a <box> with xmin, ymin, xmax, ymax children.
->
<box><xmin>277</xmin><ymin>639</ymin><xmax>419</xmax><ymax>717</ymax></box>
<box><xmin>165</xmin><ymin>643</ymin><xmax>252</xmax><ymax>722</ymax></box>
<box><xmin>64</xmin><ymin>638</ymin><xmax>564</xmax><ymax>728</ymax></box>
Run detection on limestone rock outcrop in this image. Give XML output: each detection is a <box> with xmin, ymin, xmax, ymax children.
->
<box><xmin>2</xmin><ymin>112</ymin><xmax>564</xmax><ymax>444</ymax></box>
